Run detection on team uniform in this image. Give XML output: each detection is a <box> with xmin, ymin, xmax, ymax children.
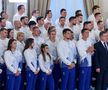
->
<box><xmin>31</xmin><ymin>35</ymin><xmax>45</xmax><ymax>56</ymax></box>
<box><xmin>57</xmin><ymin>39</ymin><xmax>77</xmax><ymax>90</ymax></box>
<box><xmin>46</xmin><ymin>39</ymin><xmax>61</xmax><ymax>90</ymax></box>
<box><xmin>56</xmin><ymin>24</ymin><xmax>68</xmax><ymax>40</ymax></box>
<box><xmin>38</xmin><ymin>54</ymin><xmax>54</xmax><ymax>90</ymax></box>
<box><xmin>13</xmin><ymin>12</ymin><xmax>25</xmax><ymax>22</ymax></box>
<box><xmin>4</xmin><ymin>50</ymin><xmax>23</xmax><ymax>90</ymax></box>
<box><xmin>24</xmin><ymin>48</ymin><xmax>40</xmax><ymax>90</ymax></box>
<box><xmin>77</xmin><ymin>38</ymin><xmax>93</xmax><ymax>90</ymax></box>
<box><xmin>38</xmin><ymin>25</ymin><xmax>48</xmax><ymax>39</ymax></box>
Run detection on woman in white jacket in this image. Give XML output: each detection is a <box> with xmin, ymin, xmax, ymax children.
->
<box><xmin>4</xmin><ymin>39</ymin><xmax>23</xmax><ymax>90</ymax></box>
<box><xmin>23</xmin><ymin>38</ymin><xmax>40</xmax><ymax>90</ymax></box>
<box><xmin>39</xmin><ymin>43</ymin><xmax>54</xmax><ymax>90</ymax></box>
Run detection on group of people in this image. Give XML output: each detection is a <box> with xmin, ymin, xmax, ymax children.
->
<box><xmin>0</xmin><ymin>4</ymin><xmax>108</xmax><ymax>90</ymax></box>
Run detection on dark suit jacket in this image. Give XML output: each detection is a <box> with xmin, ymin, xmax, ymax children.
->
<box><xmin>94</xmin><ymin>41</ymin><xmax>108</xmax><ymax>70</ymax></box>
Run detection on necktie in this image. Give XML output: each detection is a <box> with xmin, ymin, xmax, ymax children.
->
<box><xmin>104</xmin><ymin>42</ymin><xmax>108</xmax><ymax>51</ymax></box>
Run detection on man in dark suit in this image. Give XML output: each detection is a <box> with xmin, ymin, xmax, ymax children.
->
<box><xmin>94</xmin><ymin>31</ymin><xmax>108</xmax><ymax>90</ymax></box>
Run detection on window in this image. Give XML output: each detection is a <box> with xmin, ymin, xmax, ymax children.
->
<box><xmin>50</xmin><ymin>0</ymin><xmax>87</xmax><ymax>23</ymax></box>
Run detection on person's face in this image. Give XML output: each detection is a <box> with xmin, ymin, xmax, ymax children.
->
<box><xmin>94</xmin><ymin>8</ymin><xmax>100</xmax><ymax>14</ymax></box>
<box><xmin>59</xmin><ymin>18</ymin><xmax>65</xmax><ymax>26</ymax></box>
<box><xmin>44</xmin><ymin>22</ymin><xmax>51</xmax><ymax>30</ymax></box>
<box><xmin>64</xmin><ymin>31</ymin><xmax>71</xmax><ymax>40</ymax></box>
<box><xmin>1</xmin><ymin>19</ymin><xmax>6</xmax><ymax>27</ymax></box>
<box><xmin>2</xmin><ymin>12</ymin><xmax>8</xmax><ymax>19</ymax></box>
<box><xmin>24</xmin><ymin>18</ymin><xmax>29</xmax><ymax>25</ymax></box>
<box><xmin>100</xmin><ymin>33</ymin><xmax>107</xmax><ymax>42</ymax></box>
<box><xmin>21</xmin><ymin>6</ymin><xmax>25</xmax><ymax>13</ymax></box>
<box><xmin>70</xmin><ymin>32</ymin><xmax>74</xmax><ymax>40</ymax></box>
<box><xmin>96</xmin><ymin>14</ymin><xmax>102</xmax><ymax>21</ymax></box>
<box><xmin>49</xmin><ymin>31</ymin><xmax>56</xmax><ymax>40</ymax></box>
<box><xmin>18</xmin><ymin>34</ymin><xmax>24</xmax><ymax>41</ymax></box>
<box><xmin>11</xmin><ymin>41</ymin><xmax>17</xmax><ymax>49</ymax></box>
<box><xmin>14</xmin><ymin>21</ymin><xmax>21</xmax><ymax>28</ymax></box>
<box><xmin>78</xmin><ymin>16</ymin><xmax>83</xmax><ymax>23</ymax></box>
<box><xmin>48</xmin><ymin>12</ymin><xmax>52</xmax><ymax>18</ymax></box>
<box><xmin>33</xmin><ymin>28</ymin><xmax>40</xmax><ymax>36</ymax></box>
<box><xmin>85</xmin><ymin>23</ymin><xmax>93</xmax><ymax>31</ymax></box>
<box><xmin>39</xmin><ymin>18</ymin><xmax>44</xmax><ymax>25</ymax></box>
<box><xmin>9</xmin><ymin>30</ymin><xmax>14</xmax><ymax>39</ymax></box>
<box><xmin>82</xmin><ymin>30</ymin><xmax>89</xmax><ymax>39</ymax></box>
<box><xmin>1</xmin><ymin>30</ymin><xmax>8</xmax><ymax>38</ymax></box>
<box><xmin>61</xmin><ymin>10</ymin><xmax>67</xmax><ymax>17</ymax></box>
<box><xmin>43</xmin><ymin>46</ymin><xmax>49</xmax><ymax>53</ymax></box>
<box><xmin>73</xmin><ymin>18</ymin><xmax>77</xmax><ymax>25</ymax></box>
<box><xmin>36</xmin><ymin>11</ymin><xmax>40</xmax><ymax>17</ymax></box>
<box><xmin>98</xmin><ymin>22</ymin><xmax>104</xmax><ymax>30</ymax></box>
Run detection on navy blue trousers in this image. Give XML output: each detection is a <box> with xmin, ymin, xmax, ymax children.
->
<box><xmin>79</xmin><ymin>67</ymin><xmax>91</xmax><ymax>90</ymax></box>
<box><xmin>61</xmin><ymin>67</ymin><xmax>76</xmax><ymax>90</ymax></box>
<box><xmin>26</xmin><ymin>70</ymin><xmax>37</xmax><ymax>90</ymax></box>
<box><xmin>6</xmin><ymin>74</ymin><xmax>21</xmax><ymax>90</ymax></box>
<box><xmin>39</xmin><ymin>71</ymin><xmax>54</xmax><ymax>90</ymax></box>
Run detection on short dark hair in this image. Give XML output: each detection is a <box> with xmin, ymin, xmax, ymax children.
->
<box><xmin>69</xmin><ymin>16</ymin><xmax>76</xmax><ymax>22</ymax></box>
<box><xmin>20</xmin><ymin>16</ymin><xmax>28</xmax><ymax>21</ymax></box>
<box><xmin>59</xmin><ymin>16</ymin><xmax>65</xmax><ymax>21</ymax></box>
<box><xmin>28</xmin><ymin>21</ymin><xmax>36</xmax><ymax>27</ymax></box>
<box><xmin>92</xmin><ymin>5</ymin><xmax>100</xmax><ymax>12</ymax></box>
<box><xmin>36</xmin><ymin>16</ymin><xmax>44</xmax><ymax>22</ymax></box>
<box><xmin>81</xmin><ymin>28</ymin><xmax>89</xmax><ymax>34</ymax></box>
<box><xmin>75</xmin><ymin>10</ymin><xmax>81</xmax><ymax>15</ymax></box>
<box><xmin>60</xmin><ymin>8</ymin><xmax>66</xmax><ymax>14</ymax></box>
<box><xmin>94</xmin><ymin>13</ymin><xmax>101</xmax><ymax>17</ymax></box>
<box><xmin>83</xmin><ymin>21</ymin><xmax>91</xmax><ymax>27</ymax></box>
<box><xmin>46</xmin><ymin>10</ymin><xmax>51</xmax><ymax>15</ymax></box>
<box><xmin>97</xmin><ymin>20</ymin><xmax>103</xmax><ymax>25</ymax></box>
<box><xmin>62</xmin><ymin>28</ymin><xmax>71</xmax><ymax>35</ymax></box>
<box><xmin>0</xmin><ymin>28</ymin><xmax>7</xmax><ymax>32</ymax></box>
<box><xmin>76</xmin><ymin>14</ymin><xmax>83</xmax><ymax>17</ymax></box>
<box><xmin>99</xmin><ymin>31</ymin><xmax>106</xmax><ymax>37</ymax></box>
<box><xmin>17</xmin><ymin>5</ymin><xmax>24</xmax><ymax>11</ymax></box>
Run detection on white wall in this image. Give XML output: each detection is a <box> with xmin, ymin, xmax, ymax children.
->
<box><xmin>7</xmin><ymin>0</ymin><xmax>28</xmax><ymax>22</ymax></box>
<box><xmin>50</xmin><ymin>0</ymin><xmax>87</xmax><ymax>23</ymax></box>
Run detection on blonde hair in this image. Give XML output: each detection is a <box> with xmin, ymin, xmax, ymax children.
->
<box><xmin>17</xmin><ymin>32</ymin><xmax>24</xmax><ymax>40</ymax></box>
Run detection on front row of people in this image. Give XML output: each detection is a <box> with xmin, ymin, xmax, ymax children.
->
<box><xmin>2</xmin><ymin>28</ymin><xmax>108</xmax><ymax>90</ymax></box>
